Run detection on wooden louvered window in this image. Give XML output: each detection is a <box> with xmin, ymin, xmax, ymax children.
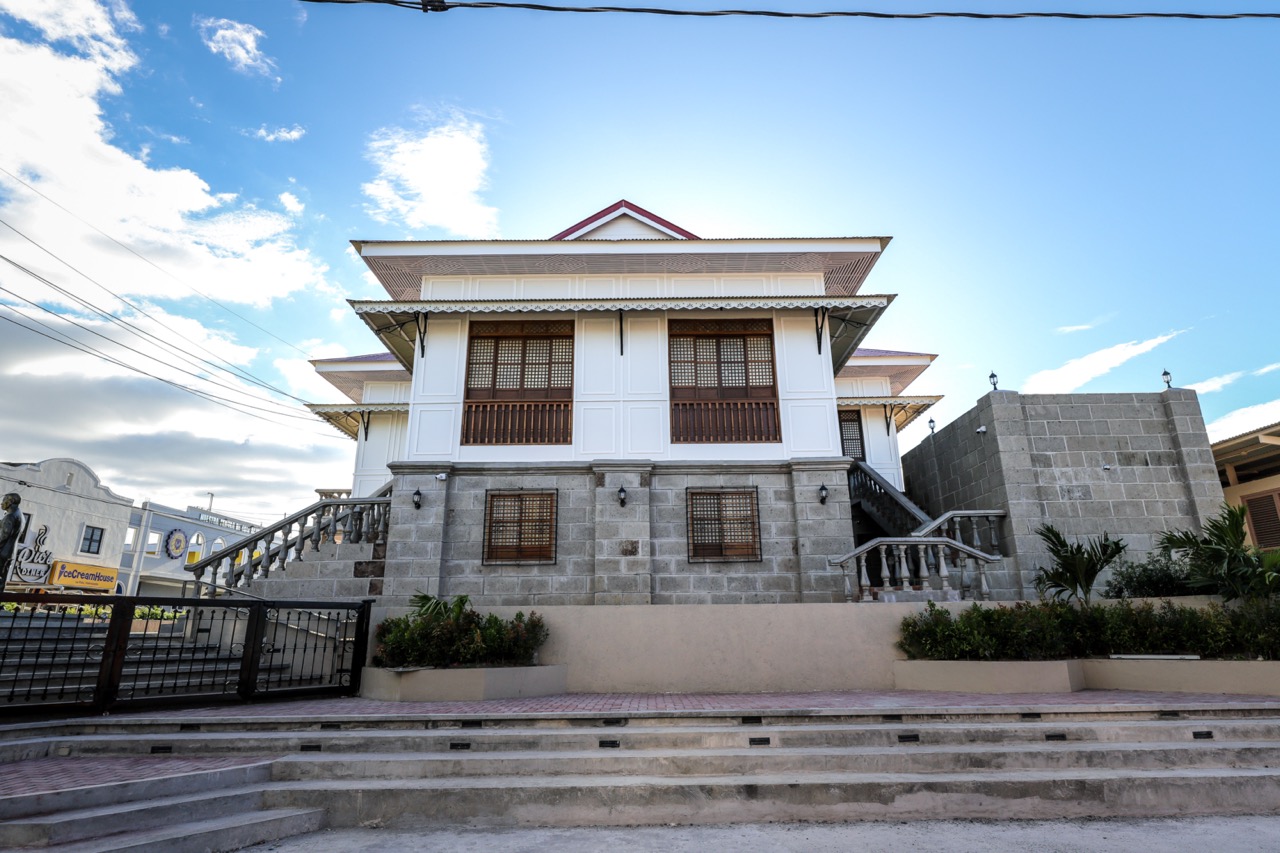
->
<box><xmin>839</xmin><ymin>410</ymin><xmax>866</xmax><ymax>460</ymax></box>
<box><xmin>483</xmin><ymin>491</ymin><xmax>558</xmax><ymax>564</ymax></box>
<box><xmin>687</xmin><ymin>488</ymin><xmax>762</xmax><ymax>562</ymax></box>
<box><xmin>669</xmin><ymin>319</ymin><xmax>780</xmax><ymax>443</ymax></box>
<box><xmin>1243</xmin><ymin>491</ymin><xmax>1280</xmax><ymax>549</ymax></box>
<box><xmin>462</xmin><ymin>321</ymin><xmax>573</xmax><ymax>444</ymax></box>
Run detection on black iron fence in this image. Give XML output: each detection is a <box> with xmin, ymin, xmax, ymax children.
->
<box><xmin>0</xmin><ymin>593</ymin><xmax>373</xmax><ymax>716</ymax></box>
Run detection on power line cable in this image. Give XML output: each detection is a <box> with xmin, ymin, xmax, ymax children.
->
<box><xmin>0</xmin><ymin>257</ymin><xmax>320</xmax><ymax>422</ymax></box>
<box><xmin>0</xmin><ymin>166</ymin><xmax>314</xmax><ymax>358</ymax></box>
<box><xmin>0</xmin><ymin>221</ymin><xmax>316</xmax><ymax>411</ymax></box>
<box><xmin>0</xmin><ymin>307</ymin><xmax>341</xmax><ymax>437</ymax></box>
<box><xmin>298</xmin><ymin>0</ymin><xmax>1280</xmax><ymax>21</ymax></box>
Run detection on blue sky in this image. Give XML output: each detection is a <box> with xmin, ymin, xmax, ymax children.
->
<box><xmin>1</xmin><ymin>0</ymin><xmax>1277</xmax><ymax>524</ymax></box>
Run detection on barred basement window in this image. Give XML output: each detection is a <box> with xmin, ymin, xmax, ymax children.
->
<box><xmin>687</xmin><ymin>488</ymin><xmax>762</xmax><ymax>562</ymax></box>
<box><xmin>1243</xmin><ymin>490</ymin><xmax>1280</xmax><ymax>549</ymax></box>
<box><xmin>669</xmin><ymin>319</ymin><xmax>780</xmax><ymax>443</ymax></box>
<box><xmin>839</xmin><ymin>410</ymin><xmax>866</xmax><ymax>460</ymax></box>
<box><xmin>483</xmin><ymin>490</ymin><xmax>558</xmax><ymax>564</ymax></box>
<box><xmin>463</xmin><ymin>320</ymin><xmax>574</xmax><ymax>445</ymax></box>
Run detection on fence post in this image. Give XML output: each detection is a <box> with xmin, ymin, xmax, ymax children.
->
<box><xmin>237</xmin><ymin>602</ymin><xmax>268</xmax><ymax>700</ymax></box>
<box><xmin>347</xmin><ymin>599</ymin><xmax>376</xmax><ymax>696</ymax></box>
<box><xmin>93</xmin><ymin>596</ymin><xmax>136</xmax><ymax>714</ymax></box>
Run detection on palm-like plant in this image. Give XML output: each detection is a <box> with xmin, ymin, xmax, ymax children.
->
<box><xmin>1033</xmin><ymin>525</ymin><xmax>1127</xmax><ymax>606</ymax></box>
<box><xmin>1159</xmin><ymin>504</ymin><xmax>1276</xmax><ymax>601</ymax></box>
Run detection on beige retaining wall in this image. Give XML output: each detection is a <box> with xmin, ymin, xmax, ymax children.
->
<box><xmin>486</xmin><ymin>602</ymin><xmax>920</xmax><ymax>693</ymax></box>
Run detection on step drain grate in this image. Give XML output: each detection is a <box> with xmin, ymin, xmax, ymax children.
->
<box><xmin>1045</xmin><ymin>733</ymin><xmax>1067</xmax><ymax>742</ymax></box>
<box><xmin>897</xmin><ymin>733</ymin><xmax>921</xmax><ymax>744</ymax></box>
<box><xmin>300</xmin><ymin>744</ymin><xmax>323</xmax><ymax>752</ymax></box>
<box><xmin>741</xmin><ymin>716</ymin><xmax>763</xmax><ymax>726</ymax></box>
<box><xmin>1193</xmin><ymin>731</ymin><xmax>1214</xmax><ymax>740</ymax></box>
<box><xmin>881</xmin><ymin>714</ymin><xmax>903</xmax><ymax>723</ymax></box>
<box><xmin>460</xmin><ymin>720</ymin><xmax>484</xmax><ymax>729</ymax></box>
<box><xmin>1021</xmin><ymin>713</ymin><xmax>1042</xmax><ymax>720</ymax></box>
<box><xmin>149</xmin><ymin>745</ymin><xmax>173</xmax><ymax>754</ymax></box>
<box><xmin>748</xmin><ymin>737</ymin><xmax>771</xmax><ymax>747</ymax></box>
<box><xmin>320</xmin><ymin>723</ymin><xmax>342</xmax><ymax>731</ymax></box>
<box><xmin>601</xmin><ymin>718</ymin><xmax>627</xmax><ymax>727</ymax></box>
<box><xmin>599</xmin><ymin>739</ymin><xmax>621</xmax><ymax>749</ymax></box>
<box><xmin>178</xmin><ymin>724</ymin><xmax>201</xmax><ymax>732</ymax></box>
<box><xmin>450</xmin><ymin>742</ymin><xmax>472</xmax><ymax>751</ymax></box>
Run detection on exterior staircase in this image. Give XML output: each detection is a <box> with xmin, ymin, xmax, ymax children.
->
<box><xmin>4</xmin><ymin>703</ymin><xmax>1280</xmax><ymax>841</ymax></box>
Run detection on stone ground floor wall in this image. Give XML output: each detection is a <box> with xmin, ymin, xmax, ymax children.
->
<box><xmin>376</xmin><ymin>458</ymin><xmax>855</xmax><ymax>608</ymax></box>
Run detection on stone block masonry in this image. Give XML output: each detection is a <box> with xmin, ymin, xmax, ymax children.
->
<box><xmin>366</xmin><ymin>457</ymin><xmax>855</xmax><ymax>608</ymax></box>
<box><xmin>901</xmin><ymin>389</ymin><xmax>1224</xmax><ymax>600</ymax></box>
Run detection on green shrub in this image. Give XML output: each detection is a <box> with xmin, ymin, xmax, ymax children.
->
<box><xmin>1033</xmin><ymin>525</ymin><xmax>1127</xmax><ymax>606</ymax></box>
<box><xmin>1159</xmin><ymin>504</ymin><xmax>1278</xmax><ymax>601</ymax></box>
<box><xmin>372</xmin><ymin>594</ymin><xmax>549</xmax><ymax>669</ymax></box>
<box><xmin>897</xmin><ymin>599</ymin><xmax>1280</xmax><ymax>661</ymax></box>
<box><xmin>1101</xmin><ymin>552</ymin><xmax>1195</xmax><ymax>599</ymax></box>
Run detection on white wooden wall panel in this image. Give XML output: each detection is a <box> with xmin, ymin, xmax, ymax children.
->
<box><xmin>624</xmin><ymin>317</ymin><xmax>664</xmax><ymax>397</ymax></box>
<box><xmin>578</xmin><ymin>318</ymin><xmax>618</xmax><ymax>396</ymax></box>
<box><xmin>785</xmin><ymin>402</ymin><xmax>839</xmax><ymax>453</ymax></box>
<box><xmin>624</xmin><ymin>277</ymin><xmax>660</xmax><ymax>298</ymax></box>
<box><xmin>624</xmin><ymin>404</ymin><xmax>666</xmax><ymax>455</ymax></box>
<box><xmin>424</xmin><ymin>278</ymin><xmax>465</xmax><ymax>299</ymax></box>
<box><xmin>777</xmin><ymin>315</ymin><xmax>830</xmax><ymax>395</ymax></box>
<box><xmin>578</xmin><ymin>405</ymin><xmax>618</xmax><ymax>455</ymax></box>
<box><xmin>416</xmin><ymin>319</ymin><xmax>463</xmax><ymax>399</ymax></box>
<box><xmin>409</xmin><ymin>408</ymin><xmax>457</xmax><ymax>458</ymax></box>
<box><xmin>522</xmin><ymin>278</ymin><xmax>572</xmax><ymax>299</ymax></box>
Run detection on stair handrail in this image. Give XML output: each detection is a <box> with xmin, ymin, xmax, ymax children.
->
<box><xmin>848</xmin><ymin>460</ymin><xmax>932</xmax><ymax>535</ymax></box>
<box><xmin>829</xmin><ymin>536</ymin><xmax>997</xmax><ymax>568</ymax></box>
<box><xmin>185</xmin><ymin>484</ymin><xmax>392</xmax><ymax>593</ymax></box>
<box><xmin>828</xmin><ymin>534</ymin><xmax>1004</xmax><ymax>602</ymax></box>
<box><xmin>913</xmin><ymin>509</ymin><xmax>1006</xmax><ymax>537</ymax></box>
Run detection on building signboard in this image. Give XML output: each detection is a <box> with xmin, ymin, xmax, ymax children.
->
<box><xmin>50</xmin><ymin>561</ymin><xmax>118</xmax><ymax>591</ymax></box>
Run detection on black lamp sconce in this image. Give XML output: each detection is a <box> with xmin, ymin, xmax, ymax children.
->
<box><xmin>989</xmin><ymin>371</ymin><xmax>999</xmax><ymax>391</ymax></box>
<box><xmin>1162</xmin><ymin>369</ymin><xmax>1172</xmax><ymax>389</ymax></box>
<box><xmin>618</xmin><ymin>486</ymin><xmax>627</xmax><ymax>507</ymax></box>
<box><xmin>412</xmin><ymin>488</ymin><xmax>422</xmax><ymax>510</ymax></box>
<box><xmin>928</xmin><ymin>417</ymin><xmax>936</xmax><ymax>435</ymax></box>
<box><xmin>818</xmin><ymin>484</ymin><xmax>829</xmax><ymax>505</ymax></box>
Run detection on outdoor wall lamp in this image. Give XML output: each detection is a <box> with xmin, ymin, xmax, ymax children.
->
<box><xmin>818</xmin><ymin>484</ymin><xmax>829</xmax><ymax>505</ymax></box>
<box><xmin>989</xmin><ymin>371</ymin><xmax>999</xmax><ymax>391</ymax></box>
<box><xmin>618</xmin><ymin>486</ymin><xmax>627</xmax><ymax>507</ymax></box>
<box><xmin>928</xmin><ymin>417</ymin><xmax>936</xmax><ymax>435</ymax></box>
<box><xmin>1162</xmin><ymin>369</ymin><xmax>1172</xmax><ymax>389</ymax></box>
<box><xmin>412</xmin><ymin>488</ymin><xmax>422</xmax><ymax>510</ymax></box>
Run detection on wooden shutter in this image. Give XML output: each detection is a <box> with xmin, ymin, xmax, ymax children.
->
<box><xmin>1243</xmin><ymin>491</ymin><xmax>1280</xmax><ymax>549</ymax></box>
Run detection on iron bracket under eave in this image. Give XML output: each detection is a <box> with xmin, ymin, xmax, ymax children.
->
<box><xmin>814</xmin><ymin>307</ymin><xmax>829</xmax><ymax>354</ymax></box>
<box><xmin>415</xmin><ymin>311</ymin><xmax>429</xmax><ymax>359</ymax></box>
<box><xmin>358</xmin><ymin>411</ymin><xmax>372</xmax><ymax>440</ymax></box>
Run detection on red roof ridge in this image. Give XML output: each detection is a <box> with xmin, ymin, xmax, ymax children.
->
<box><xmin>550</xmin><ymin>200</ymin><xmax>700</xmax><ymax>241</ymax></box>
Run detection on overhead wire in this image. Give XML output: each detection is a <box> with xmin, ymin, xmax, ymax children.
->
<box><xmin>0</xmin><ymin>219</ymin><xmax>316</xmax><ymax>411</ymax></box>
<box><xmin>0</xmin><ymin>256</ymin><xmax>322</xmax><ymax>422</ymax></box>
<box><xmin>0</xmin><ymin>166</ymin><xmax>314</xmax><ymax>358</ymax></box>
<box><xmin>297</xmin><ymin>0</ymin><xmax>1280</xmax><ymax>22</ymax></box>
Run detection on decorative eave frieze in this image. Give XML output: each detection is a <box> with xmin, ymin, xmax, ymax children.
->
<box><xmin>352</xmin><ymin>295</ymin><xmax>893</xmax><ymax>374</ymax></box>
<box><xmin>837</xmin><ymin>395</ymin><xmax>943</xmax><ymax>432</ymax></box>
<box><xmin>307</xmin><ymin>403</ymin><xmax>409</xmax><ymax>440</ymax></box>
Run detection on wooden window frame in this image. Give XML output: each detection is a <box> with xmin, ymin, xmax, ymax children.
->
<box><xmin>483</xmin><ymin>490</ymin><xmax>558</xmax><ymax>565</ymax></box>
<box><xmin>686</xmin><ymin>487</ymin><xmax>762</xmax><ymax>563</ymax></box>
<box><xmin>839</xmin><ymin>410</ymin><xmax>866</xmax><ymax>461</ymax></box>
<box><xmin>463</xmin><ymin>320</ymin><xmax>574</xmax><ymax>445</ymax></box>
<box><xmin>1242</xmin><ymin>489</ymin><xmax>1280</xmax><ymax>549</ymax></box>
<box><xmin>668</xmin><ymin>319</ymin><xmax>781</xmax><ymax>444</ymax></box>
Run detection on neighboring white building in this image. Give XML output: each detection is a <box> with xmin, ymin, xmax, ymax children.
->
<box><xmin>120</xmin><ymin>502</ymin><xmax>263</xmax><ymax>596</ymax></box>
<box><xmin>1</xmin><ymin>458</ymin><xmax>133</xmax><ymax>593</ymax></box>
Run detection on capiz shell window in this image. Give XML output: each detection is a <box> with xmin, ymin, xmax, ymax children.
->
<box><xmin>463</xmin><ymin>320</ymin><xmax>574</xmax><ymax>445</ymax></box>
<box><xmin>483</xmin><ymin>490</ymin><xmax>558</xmax><ymax>564</ymax></box>
<box><xmin>669</xmin><ymin>319</ymin><xmax>780</xmax><ymax>443</ymax></box>
<box><xmin>687</xmin><ymin>488</ymin><xmax>762</xmax><ymax>562</ymax></box>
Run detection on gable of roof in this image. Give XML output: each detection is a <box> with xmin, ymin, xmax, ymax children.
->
<box><xmin>550</xmin><ymin>200</ymin><xmax>700</xmax><ymax>241</ymax></box>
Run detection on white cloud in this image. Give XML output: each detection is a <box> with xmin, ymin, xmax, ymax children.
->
<box><xmin>1207</xmin><ymin>399</ymin><xmax>1280</xmax><ymax>444</ymax></box>
<box><xmin>1185</xmin><ymin>371</ymin><xmax>1245</xmax><ymax>395</ymax></box>
<box><xmin>251</xmin><ymin>124</ymin><xmax>305</xmax><ymax>143</ymax></box>
<box><xmin>1055</xmin><ymin>324</ymin><xmax>1094</xmax><ymax>334</ymax></box>
<box><xmin>362</xmin><ymin>112</ymin><xmax>498</xmax><ymax>237</ymax></box>
<box><xmin>279</xmin><ymin>192</ymin><xmax>304</xmax><ymax>214</ymax></box>
<box><xmin>1255</xmin><ymin>363</ymin><xmax>1280</xmax><ymax>376</ymax></box>
<box><xmin>1022</xmin><ymin>332</ymin><xmax>1182</xmax><ymax>394</ymax></box>
<box><xmin>194</xmin><ymin>16</ymin><xmax>279</xmax><ymax>81</ymax></box>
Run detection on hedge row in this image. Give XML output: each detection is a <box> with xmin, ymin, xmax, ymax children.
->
<box><xmin>897</xmin><ymin>599</ymin><xmax>1280</xmax><ymax>661</ymax></box>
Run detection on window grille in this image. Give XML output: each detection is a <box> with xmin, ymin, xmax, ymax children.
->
<box><xmin>686</xmin><ymin>488</ymin><xmax>762</xmax><ymax>562</ymax></box>
<box><xmin>483</xmin><ymin>491</ymin><xmax>558</xmax><ymax>564</ymax></box>
<box><xmin>669</xmin><ymin>319</ymin><xmax>780</xmax><ymax>443</ymax></box>
<box><xmin>463</xmin><ymin>320</ymin><xmax>573</xmax><ymax>444</ymax></box>
<box><xmin>839</xmin><ymin>410</ymin><xmax>866</xmax><ymax>460</ymax></box>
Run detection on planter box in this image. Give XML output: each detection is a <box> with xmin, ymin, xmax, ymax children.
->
<box><xmin>894</xmin><ymin>659</ymin><xmax>1084</xmax><ymax>693</ymax></box>
<box><xmin>894</xmin><ymin>658</ymin><xmax>1280</xmax><ymax>696</ymax></box>
<box><xmin>360</xmin><ymin>664</ymin><xmax>568</xmax><ymax>702</ymax></box>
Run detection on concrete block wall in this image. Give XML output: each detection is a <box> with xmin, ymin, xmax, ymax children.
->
<box><xmin>364</xmin><ymin>458</ymin><xmax>855</xmax><ymax>608</ymax></box>
<box><xmin>902</xmin><ymin>389</ymin><xmax>1224</xmax><ymax>599</ymax></box>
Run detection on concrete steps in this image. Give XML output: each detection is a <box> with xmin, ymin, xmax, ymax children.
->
<box><xmin>0</xmin><ymin>761</ymin><xmax>323</xmax><ymax>852</ymax></box>
<box><xmin>2</xmin><ymin>706</ymin><xmax>1279</xmax><ymax>832</ymax></box>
